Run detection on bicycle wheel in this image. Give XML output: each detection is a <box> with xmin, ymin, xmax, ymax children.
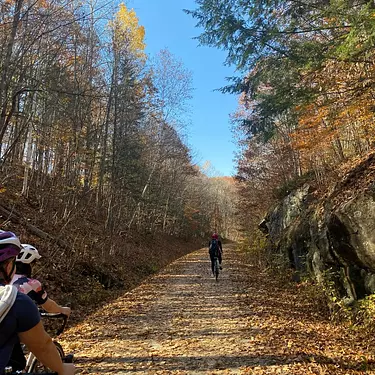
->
<box><xmin>29</xmin><ymin>341</ymin><xmax>64</xmax><ymax>373</ymax></box>
<box><xmin>214</xmin><ymin>258</ymin><xmax>219</xmax><ymax>281</ymax></box>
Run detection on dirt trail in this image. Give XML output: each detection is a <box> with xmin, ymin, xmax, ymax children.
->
<box><xmin>60</xmin><ymin>246</ymin><xmax>375</xmax><ymax>374</ymax></box>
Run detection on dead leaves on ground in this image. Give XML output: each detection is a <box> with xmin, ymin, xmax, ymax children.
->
<box><xmin>59</xmin><ymin>247</ymin><xmax>375</xmax><ymax>374</ymax></box>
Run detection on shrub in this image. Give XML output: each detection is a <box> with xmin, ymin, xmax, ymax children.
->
<box><xmin>237</xmin><ymin>230</ymin><xmax>269</xmax><ymax>268</ymax></box>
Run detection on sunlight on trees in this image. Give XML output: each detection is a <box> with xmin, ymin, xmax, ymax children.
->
<box><xmin>188</xmin><ymin>0</ymin><xmax>375</xmax><ymax>234</ymax></box>
<box><xmin>110</xmin><ymin>3</ymin><xmax>146</xmax><ymax>59</ymax></box>
<box><xmin>0</xmin><ymin>0</ymin><xmax>238</xmax><ymax>264</ymax></box>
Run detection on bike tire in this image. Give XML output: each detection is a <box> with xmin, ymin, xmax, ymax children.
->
<box><xmin>215</xmin><ymin>259</ymin><xmax>219</xmax><ymax>281</ymax></box>
<box><xmin>29</xmin><ymin>341</ymin><xmax>64</xmax><ymax>373</ymax></box>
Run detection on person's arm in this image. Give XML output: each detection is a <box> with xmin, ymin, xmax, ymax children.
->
<box><xmin>28</xmin><ymin>278</ymin><xmax>71</xmax><ymax>316</ymax></box>
<box><xmin>18</xmin><ymin>322</ymin><xmax>74</xmax><ymax>375</ymax></box>
<box><xmin>41</xmin><ymin>298</ymin><xmax>71</xmax><ymax>316</ymax></box>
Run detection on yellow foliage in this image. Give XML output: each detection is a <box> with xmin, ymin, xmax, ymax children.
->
<box><xmin>111</xmin><ymin>3</ymin><xmax>146</xmax><ymax>59</ymax></box>
<box><xmin>37</xmin><ymin>0</ymin><xmax>49</xmax><ymax>7</ymax></box>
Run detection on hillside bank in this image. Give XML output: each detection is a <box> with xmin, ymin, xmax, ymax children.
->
<box><xmin>0</xmin><ymin>184</ymin><xmax>202</xmax><ymax>320</ymax></box>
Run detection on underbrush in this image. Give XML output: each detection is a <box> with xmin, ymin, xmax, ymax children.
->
<box><xmin>0</xmin><ymin>175</ymin><xmax>204</xmax><ymax>325</ymax></box>
<box><xmin>349</xmin><ymin>294</ymin><xmax>375</xmax><ymax>339</ymax></box>
<box><xmin>274</xmin><ymin>171</ymin><xmax>315</xmax><ymax>199</ymax></box>
<box><xmin>297</xmin><ymin>278</ymin><xmax>375</xmax><ymax>347</ymax></box>
<box><xmin>237</xmin><ymin>233</ymin><xmax>359</xmax><ymax>321</ymax></box>
<box><xmin>295</xmin><ymin>270</ymin><xmax>375</xmax><ymax>334</ymax></box>
<box><xmin>291</xmin><ymin>276</ymin><xmax>347</xmax><ymax>322</ymax></box>
<box><xmin>237</xmin><ymin>230</ymin><xmax>269</xmax><ymax>269</ymax></box>
<box><xmin>1</xmin><ymin>193</ymin><xmax>202</xmax><ymax>326</ymax></box>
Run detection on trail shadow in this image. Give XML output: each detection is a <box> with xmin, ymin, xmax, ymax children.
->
<box><xmin>64</xmin><ymin>246</ymin><xmax>358</xmax><ymax>375</ymax></box>
<box><xmin>78</xmin><ymin>353</ymin><xmax>372</xmax><ymax>372</ymax></box>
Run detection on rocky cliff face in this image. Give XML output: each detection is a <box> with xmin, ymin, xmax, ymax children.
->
<box><xmin>260</xmin><ymin>153</ymin><xmax>375</xmax><ymax>303</ymax></box>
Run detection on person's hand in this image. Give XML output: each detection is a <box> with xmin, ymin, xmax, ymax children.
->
<box><xmin>61</xmin><ymin>306</ymin><xmax>71</xmax><ymax>317</ymax></box>
<box><xmin>61</xmin><ymin>363</ymin><xmax>75</xmax><ymax>375</ymax></box>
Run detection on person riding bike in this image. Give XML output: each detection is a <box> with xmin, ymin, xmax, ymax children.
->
<box><xmin>9</xmin><ymin>243</ymin><xmax>72</xmax><ymax>371</ymax></box>
<box><xmin>208</xmin><ymin>233</ymin><xmax>223</xmax><ymax>275</ymax></box>
<box><xmin>12</xmin><ymin>243</ymin><xmax>71</xmax><ymax>316</ymax></box>
<box><xmin>0</xmin><ymin>231</ymin><xmax>75</xmax><ymax>375</ymax></box>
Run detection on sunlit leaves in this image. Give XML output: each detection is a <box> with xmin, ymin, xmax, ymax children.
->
<box><xmin>110</xmin><ymin>3</ymin><xmax>146</xmax><ymax>60</ymax></box>
<box><xmin>191</xmin><ymin>0</ymin><xmax>375</xmax><ymax>207</ymax></box>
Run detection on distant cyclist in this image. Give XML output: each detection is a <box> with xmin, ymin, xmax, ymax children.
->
<box><xmin>208</xmin><ymin>233</ymin><xmax>223</xmax><ymax>275</ymax></box>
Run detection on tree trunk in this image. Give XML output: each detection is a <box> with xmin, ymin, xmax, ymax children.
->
<box><xmin>0</xmin><ymin>0</ymin><xmax>24</xmax><ymax>143</ymax></box>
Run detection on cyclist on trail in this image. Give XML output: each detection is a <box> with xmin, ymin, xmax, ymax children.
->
<box><xmin>208</xmin><ymin>233</ymin><xmax>223</xmax><ymax>275</ymax></box>
<box><xmin>9</xmin><ymin>243</ymin><xmax>71</xmax><ymax>371</ymax></box>
<box><xmin>12</xmin><ymin>243</ymin><xmax>71</xmax><ymax>316</ymax></box>
<box><xmin>0</xmin><ymin>231</ymin><xmax>75</xmax><ymax>375</ymax></box>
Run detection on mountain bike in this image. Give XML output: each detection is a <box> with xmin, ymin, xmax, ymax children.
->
<box><xmin>24</xmin><ymin>312</ymin><xmax>72</xmax><ymax>373</ymax></box>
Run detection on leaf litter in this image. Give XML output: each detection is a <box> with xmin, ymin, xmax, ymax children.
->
<box><xmin>59</xmin><ymin>246</ymin><xmax>375</xmax><ymax>374</ymax></box>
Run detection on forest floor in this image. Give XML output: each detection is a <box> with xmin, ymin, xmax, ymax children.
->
<box><xmin>59</xmin><ymin>245</ymin><xmax>375</xmax><ymax>375</ymax></box>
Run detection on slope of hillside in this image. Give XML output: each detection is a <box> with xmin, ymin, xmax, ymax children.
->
<box><xmin>0</xmin><ymin>179</ymin><xmax>202</xmax><ymax>321</ymax></box>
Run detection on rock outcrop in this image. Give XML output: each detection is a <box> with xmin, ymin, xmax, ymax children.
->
<box><xmin>261</xmin><ymin>153</ymin><xmax>375</xmax><ymax>302</ymax></box>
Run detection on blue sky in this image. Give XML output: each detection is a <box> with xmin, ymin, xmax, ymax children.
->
<box><xmin>127</xmin><ymin>0</ymin><xmax>240</xmax><ymax>176</ymax></box>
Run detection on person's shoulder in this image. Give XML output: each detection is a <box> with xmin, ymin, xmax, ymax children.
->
<box><xmin>12</xmin><ymin>274</ymin><xmax>28</xmax><ymax>284</ymax></box>
<box><xmin>13</xmin><ymin>290</ymin><xmax>41</xmax><ymax>331</ymax></box>
<box><xmin>15</xmin><ymin>289</ymin><xmax>37</xmax><ymax>305</ymax></box>
<box><xmin>13</xmin><ymin>290</ymin><xmax>40</xmax><ymax>317</ymax></box>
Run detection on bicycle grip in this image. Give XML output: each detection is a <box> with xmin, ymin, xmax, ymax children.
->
<box><xmin>63</xmin><ymin>354</ymin><xmax>74</xmax><ymax>363</ymax></box>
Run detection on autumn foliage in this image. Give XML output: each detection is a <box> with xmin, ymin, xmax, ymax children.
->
<box><xmin>0</xmin><ymin>1</ymin><xmax>238</xmax><ymax>294</ymax></box>
<box><xmin>188</xmin><ymin>0</ymin><xmax>375</xmax><ymax>232</ymax></box>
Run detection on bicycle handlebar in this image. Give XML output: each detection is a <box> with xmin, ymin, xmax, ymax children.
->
<box><xmin>6</xmin><ymin>368</ymin><xmax>57</xmax><ymax>375</ymax></box>
<box><xmin>39</xmin><ymin>311</ymin><xmax>69</xmax><ymax>336</ymax></box>
<box><xmin>39</xmin><ymin>312</ymin><xmax>68</xmax><ymax>318</ymax></box>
